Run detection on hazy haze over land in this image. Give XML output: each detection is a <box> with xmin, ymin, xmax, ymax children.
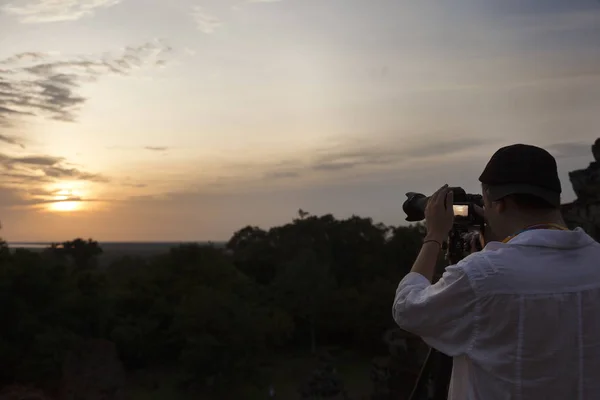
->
<box><xmin>1</xmin><ymin>0</ymin><xmax>599</xmax><ymax>241</ymax></box>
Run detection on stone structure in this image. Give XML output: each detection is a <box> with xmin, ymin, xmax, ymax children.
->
<box><xmin>60</xmin><ymin>339</ymin><xmax>125</xmax><ymax>400</ymax></box>
<box><xmin>561</xmin><ymin>138</ymin><xmax>600</xmax><ymax>241</ymax></box>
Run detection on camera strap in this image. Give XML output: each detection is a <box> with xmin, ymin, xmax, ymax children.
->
<box><xmin>502</xmin><ymin>223</ymin><xmax>569</xmax><ymax>244</ymax></box>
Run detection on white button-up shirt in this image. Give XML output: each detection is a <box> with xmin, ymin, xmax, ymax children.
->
<box><xmin>392</xmin><ymin>228</ymin><xmax>600</xmax><ymax>400</ymax></box>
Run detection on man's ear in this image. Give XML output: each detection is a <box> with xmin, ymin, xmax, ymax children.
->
<box><xmin>493</xmin><ymin>199</ymin><xmax>506</xmax><ymax>214</ymax></box>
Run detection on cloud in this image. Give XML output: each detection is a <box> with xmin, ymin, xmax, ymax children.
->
<box><xmin>144</xmin><ymin>146</ymin><xmax>169</xmax><ymax>152</ymax></box>
<box><xmin>191</xmin><ymin>136</ymin><xmax>496</xmax><ymax>191</ymax></box>
<box><xmin>108</xmin><ymin>145</ymin><xmax>170</xmax><ymax>152</ymax></box>
<box><xmin>25</xmin><ymin>196</ymin><xmax>100</xmax><ymax>205</ymax></box>
<box><xmin>8</xmin><ymin>155</ymin><xmax>63</xmax><ymax>166</ymax></box>
<box><xmin>0</xmin><ymin>40</ymin><xmax>171</xmax><ymax>128</ymax></box>
<box><xmin>0</xmin><ymin>186</ymin><xmax>104</xmax><ymax>207</ymax></box>
<box><xmin>0</xmin><ymin>152</ymin><xmax>108</xmax><ymax>210</ymax></box>
<box><xmin>0</xmin><ymin>172</ymin><xmax>51</xmax><ymax>183</ymax></box>
<box><xmin>0</xmin><ymin>134</ymin><xmax>25</xmax><ymax>148</ymax></box>
<box><xmin>264</xmin><ymin>171</ymin><xmax>300</xmax><ymax>179</ymax></box>
<box><xmin>0</xmin><ymin>52</ymin><xmax>47</xmax><ymax>65</ymax></box>
<box><xmin>308</xmin><ymin>137</ymin><xmax>492</xmax><ymax>173</ymax></box>
<box><xmin>0</xmin><ymin>152</ymin><xmax>107</xmax><ymax>184</ymax></box>
<box><xmin>44</xmin><ymin>166</ymin><xmax>107</xmax><ymax>181</ymax></box>
<box><xmin>0</xmin><ymin>185</ymin><xmax>28</xmax><ymax>207</ymax></box>
<box><xmin>546</xmin><ymin>141</ymin><xmax>595</xmax><ymax>159</ymax></box>
<box><xmin>2</xmin><ymin>0</ymin><xmax>123</xmax><ymax>23</ymax></box>
<box><xmin>122</xmin><ymin>183</ymin><xmax>147</xmax><ymax>188</ymax></box>
<box><xmin>231</xmin><ymin>0</ymin><xmax>281</xmax><ymax>12</ymax></box>
<box><xmin>194</xmin><ymin>0</ymin><xmax>283</xmax><ymax>33</ymax></box>
<box><xmin>191</xmin><ymin>6</ymin><xmax>222</xmax><ymax>34</ymax></box>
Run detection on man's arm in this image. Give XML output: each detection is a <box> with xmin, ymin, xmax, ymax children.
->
<box><xmin>392</xmin><ymin>258</ymin><xmax>479</xmax><ymax>357</ymax></box>
<box><xmin>410</xmin><ymin>239</ymin><xmax>444</xmax><ymax>282</ymax></box>
<box><xmin>411</xmin><ymin>184</ymin><xmax>453</xmax><ymax>282</ymax></box>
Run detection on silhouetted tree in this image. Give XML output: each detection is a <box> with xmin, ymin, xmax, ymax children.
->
<box><xmin>52</xmin><ymin>238</ymin><xmax>103</xmax><ymax>269</ymax></box>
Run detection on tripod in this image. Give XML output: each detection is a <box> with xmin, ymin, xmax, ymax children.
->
<box><xmin>407</xmin><ymin>346</ymin><xmax>453</xmax><ymax>400</ymax></box>
<box><xmin>407</xmin><ymin>225</ymin><xmax>479</xmax><ymax>400</ymax></box>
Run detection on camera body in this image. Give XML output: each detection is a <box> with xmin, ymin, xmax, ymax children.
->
<box><xmin>451</xmin><ymin>194</ymin><xmax>484</xmax><ymax>228</ymax></box>
<box><xmin>403</xmin><ymin>187</ymin><xmax>483</xmax><ymax>224</ymax></box>
<box><xmin>403</xmin><ymin>187</ymin><xmax>485</xmax><ymax>262</ymax></box>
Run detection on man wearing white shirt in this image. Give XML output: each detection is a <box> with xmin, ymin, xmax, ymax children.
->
<box><xmin>392</xmin><ymin>144</ymin><xmax>600</xmax><ymax>400</ymax></box>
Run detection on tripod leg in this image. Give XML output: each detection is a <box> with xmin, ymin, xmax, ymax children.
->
<box><xmin>432</xmin><ymin>352</ymin><xmax>453</xmax><ymax>400</ymax></box>
<box><xmin>408</xmin><ymin>348</ymin><xmax>453</xmax><ymax>400</ymax></box>
<box><xmin>408</xmin><ymin>348</ymin><xmax>433</xmax><ymax>400</ymax></box>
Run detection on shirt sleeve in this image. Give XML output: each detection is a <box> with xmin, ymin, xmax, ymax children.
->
<box><xmin>392</xmin><ymin>260</ymin><xmax>479</xmax><ymax>357</ymax></box>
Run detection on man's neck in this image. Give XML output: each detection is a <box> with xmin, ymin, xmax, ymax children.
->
<box><xmin>504</xmin><ymin>211</ymin><xmax>567</xmax><ymax>238</ymax></box>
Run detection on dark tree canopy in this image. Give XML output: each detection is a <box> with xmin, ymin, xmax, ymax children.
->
<box><xmin>0</xmin><ymin>213</ymin><xmax>427</xmax><ymax>397</ymax></box>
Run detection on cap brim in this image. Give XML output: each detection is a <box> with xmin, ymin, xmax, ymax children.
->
<box><xmin>486</xmin><ymin>184</ymin><xmax>560</xmax><ymax>207</ymax></box>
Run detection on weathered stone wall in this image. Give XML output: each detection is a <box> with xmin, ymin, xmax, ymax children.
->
<box><xmin>561</xmin><ymin>138</ymin><xmax>600</xmax><ymax>242</ymax></box>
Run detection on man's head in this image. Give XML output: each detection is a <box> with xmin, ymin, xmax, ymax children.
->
<box><xmin>479</xmin><ymin>144</ymin><xmax>563</xmax><ymax>239</ymax></box>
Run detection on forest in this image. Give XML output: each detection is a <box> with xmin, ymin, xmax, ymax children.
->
<box><xmin>0</xmin><ymin>211</ymin><xmax>432</xmax><ymax>399</ymax></box>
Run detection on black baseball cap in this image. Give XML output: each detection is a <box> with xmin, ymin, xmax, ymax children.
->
<box><xmin>478</xmin><ymin>144</ymin><xmax>561</xmax><ymax>207</ymax></box>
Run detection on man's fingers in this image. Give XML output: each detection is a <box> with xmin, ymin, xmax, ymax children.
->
<box><xmin>437</xmin><ymin>186</ymin><xmax>450</xmax><ymax>209</ymax></box>
<box><xmin>446</xmin><ymin>189</ymin><xmax>454</xmax><ymax>211</ymax></box>
<box><xmin>429</xmin><ymin>187</ymin><xmax>441</xmax><ymax>203</ymax></box>
<box><xmin>427</xmin><ymin>184</ymin><xmax>449</xmax><ymax>213</ymax></box>
<box><xmin>431</xmin><ymin>184</ymin><xmax>448</xmax><ymax>205</ymax></box>
<box><xmin>427</xmin><ymin>188</ymin><xmax>439</xmax><ymax>210</ymax></box>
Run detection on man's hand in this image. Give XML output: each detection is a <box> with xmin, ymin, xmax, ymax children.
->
<box><xmin>424</xmin><ymin>184</ymin><xmax>454</xmax><ymax>243</ymax></box>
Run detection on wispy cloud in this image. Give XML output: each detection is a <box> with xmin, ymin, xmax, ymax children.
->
<box><xmin>107</xmin><ymin>145</ymin><xmax>170</xmax><ymax>152</ymax></box>
<box><xmin>0</xmin><ymin>185</ymin><xmax>29</xmax><ymax>207</ymax></box>
<box><xmin>264</xmin><ymin>171</ymin><xmax>300</xmax><ymax>180</ymax></box>
<box><xmin>1</xmin><ymin>187</ymin><xmax>105</xmax><ymax>207</ymax></box>
<box><xmin>0</xmin><ymin>150</ymin><xmax>109</xmax><ymax>209</ymax></box>
<box><xmin>0</xmin><ymin>152</ymin><xmax>107</xmax><ymax>184</ymax></box>
<box><xmin>232</xmin><ymin>0</ymin><xmax>282</xmax><ymax>11</ymax></box>
<box><xmin>200</xmin><ymin>0</ymin><xmax>282</xmax><ymax>30</ymax></box>
<box><xmin>218</xmin><ymin>136</ymin><xmax>496</xmax><ymax>186</ymax></box>
<box><xmin>0</xmin><ymin>40</ymin><xmax>171</xmax><ymax>128</ymax></box>
<box><xmin>191</xmin><ymin>6</ymin><xmax>222</xmax><ymax>34</ymax></box>
<box><xmin>144</xmin><ymin>146</ymin><xmax>169</xmax><ymax>152</ymax></box>
<box><xmin>1</xmin><ymin>0</ymin><xmax>123</xmax><ymax>23</ymax></box>
<box><xmin>307</xmin><ymin>137</ymin><xmax>492</xmax><ymax>173</ymax></box>
<box><xmin>122</xmin><ymin>182</ymin><xmax>147</xmax><ymax>188</ymax></box>
<box><xmin>546</xmin><ymin>141</ymin><xmax>595</xmax><ymax>159</ymax></box>
<box><xmin>0</xmin><ymin>134</ymin><xmax>25</xmax><ymax>148</ymax></box>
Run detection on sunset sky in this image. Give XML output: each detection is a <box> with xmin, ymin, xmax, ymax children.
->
<box><xmin>1</xmin><ymin>0</ymin><xmax>599</xmax><ymax>242</ymax></box>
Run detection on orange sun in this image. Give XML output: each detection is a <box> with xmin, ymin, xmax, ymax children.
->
<box><xmin>49</xmin><ymin>201</ymin><xmax>81</xmax><ymax>212</ymax></box>
<box><xmin>47</xmin><ymin>187</ymin><xmax>84</xmax><ymax>213</ymax></box>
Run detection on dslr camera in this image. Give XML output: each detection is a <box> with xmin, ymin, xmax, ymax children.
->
<box><xmin>402</xmin><ymin>187</ymin><xmax>485</xmax><ymax>263</ymax></box>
